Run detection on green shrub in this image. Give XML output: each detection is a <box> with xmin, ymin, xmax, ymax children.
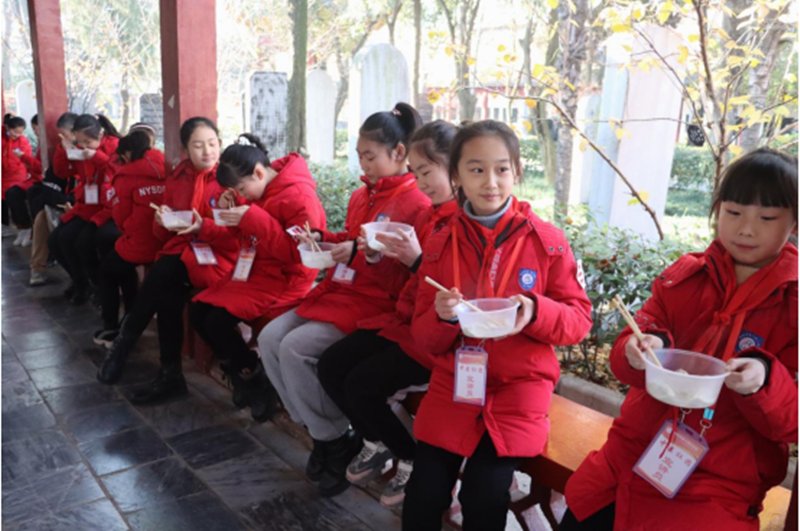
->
<box><xmin>558</xmin><ymin>212</ymin><xmax>689</xmax><ymax>386</ymax></box>
<box><xmin>670</xmin><ymin>145</ymin><xmax>715</xmax><ymax>191</ymax></box>
<box><xmin>309</xmin><ymin>161</ymin><xmax>361</xmax><ymax>232</ymax></box>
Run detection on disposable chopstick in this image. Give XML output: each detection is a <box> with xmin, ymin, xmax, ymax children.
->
<box><xmin>304</xmin><ymin>221</ymin><xmax>323</xmax><ymax>253</ymax></box>
<box><xmin>424</xmin><ymin>276</ymin><xmax>483</xmax><ymax>313</ymax></box>
<box><xmin>612</xmin><ymin>295</ymin><xmax>662</xmax><ymax>367</ymax></box>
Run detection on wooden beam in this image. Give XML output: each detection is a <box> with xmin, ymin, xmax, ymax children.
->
<box><xmin>159</xmin><ymin>0</ymin><xmax>217</xmax><ymax>168</ymax></box>
<box><xmin>27</xmin><ymin>0</ymin><xmax>68</xmax><ymax>169</ymax></box>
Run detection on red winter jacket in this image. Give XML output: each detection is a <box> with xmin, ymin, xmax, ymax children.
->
<box><xmin>294</xmin><ymin>172</ymin><xmax>431</xmax><ymax>333</ymax></box>
<box><xmin>2</xmin><ymin>133</ymin><xmax>32</xmax><ymax>197</ymax></box>
<box><xmin>18</xmin><ymin>145</ymin><xmax>43</xmax><ymax>191</ymax></box>
<box><xmin>52</xmin><ymin>142</ymin><xmax>77</xmax><ymax>194</ymax></box>
<box><xmin>153</xmin><ymin>160</ymin><xmax>238</xmax><ymax>290</ymax></box>
<box><xmin>564</xmin><ymin>241</ymin><xmax>798</xmax><ymax>531</ymax></box>
<box><xmin>62</xmin><ymin>135</ymin><xmax>119</xmax><ymax>224</ymax></box>
<box><xmin>194</xmin><ymin>153</ymin><xmax>327</xmax><ymax>321</ymax></box>
<box><xmin>111</xmin><ymin>149</ymin><xmax>167</xmax><ymax>264</ymax></box>
<box><xmin>357</xmin><ymin>199</ymin><xmax>459</xmax><ymax>367</ymax></box>
<box><xmin>410</xmin><ymin>198</ymin><xmax>592</xmax><ymax>458</ymax></box>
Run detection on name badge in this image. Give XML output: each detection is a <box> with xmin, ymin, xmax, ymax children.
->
<box><xmin>633</xmin><ymin>420</ymin><xmax>708</xmax><ymax>499</ymax></box>
<box><xmin>191</xmin><ymin>242</ymin><xmax>218</xmax><ymax>266</ymax></box>
<box><xmin>285</xmin><ymin>225</ymin><xmax>305</xmax><ymax>239</ymax></box>
<box><xmin>84</xmin><ymin>184</ymin><xmax>99</xmax><ymax>205</ymax></box>
<box><xmin>453</xmin><ymin>345</ymin><xmax>488</xmax><ymax>406</ymax></box>
<box><xmin>232</xmin><ymin>248</ymin><xmax>256</xmax><ymax>282</ymax></box>
<box><xmin>332</xmin><ymin>263</ymin><xmax>356</xmax><ymax>284</ymax></box>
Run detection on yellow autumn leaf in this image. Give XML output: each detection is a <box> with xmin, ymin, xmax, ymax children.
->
<box><xmin>564</xmin><ymin>80</ymin><xmax>576</xmax><ymax>91</ymax></box>
<box><xmin>728</xmin><ymin>95</ymin><xmax>749</xmax><ymax>106</ymax></box>
<box><xmin>687</xmin><ymin>34</ymin><xmax>699</xmax><ymax>42</ymax></box>
<box><xmin>525</xmin><ymin>98</ymin><xmax>537</xmax><ymax>109</ymax></box>
<box><xmin>579</xmin><ymin>139</ymin><xmax>589</xmax><ymax>152</ymax></box>
<box><xmin>773</xmin><ymin>105</ymin><xmax>790</xmax><ymax>118</ymax></box>
<box><xmin>632</xmin><ymin>7</ymin><xmax>643</xmax><ymax>20</ymax></box>
<box><xmin>615</xmin><ymin>127</ymin><xmax>625</xmax><ymax>140</ymax></box>
<box><xmin>444</xmin><ymin>45</ymin><xmax>454</xmax><ymax>57</ymax></box>
<box><xmin>522</xmin><ymin>119</ymin><xmax>533</xmax><ymax>132</ymax></box>
<box><xmin>547</xmin><ymin>0</ymin><xmax>558</xmax><ymax>9</ymax></box>
<box><xmin>466</xmin><ymin>56</ymin><xmax>476</xmax><ymax>66</ymax></box>
<box><xmin>427</xmin><ymin>91</ymin><xmax>441</xmax><ymax>104</ymax></box>
<box><xmin>729</xmin><ymin>144</ymin><xmax>743</xmax><ymax>157</ymax></box>
<box><xmin>503</xmin><ymin>54</ymin><xmax>512</xmax><ymax>63</ymax></box>
<box><xmin>677</xmin><ymin>45</ymin><xmax>688</xmax><ymax>64</ymax></box>
<box><xmin>532</xmin><ymin>64</ymin><xmax>544</xmax><ymax>79</ymax></box>
<box><xmin>749</xmin><ymin>58</ymin><xmax>760</xmax><ymax>68</ymax></box>
<box><xmin>498</xmin><ymin>44</ymin><xmax>506</xmax><ymax>52</ymax></box>
<box><xmin>612</xmin><ymin>23</ymin><xmax>630</xmax><ymax>33</ymax></box>
<box><xmin>628</xmin><ymin>190</ymin><xmax>650</xmax><ymax>206</ymax></box>
<box><xmin>657</xmin><ymin>1</ymin><xmax>673</xmax><ymax>24</ymax></box>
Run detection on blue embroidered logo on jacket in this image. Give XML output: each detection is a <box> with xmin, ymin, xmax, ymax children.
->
<box><xmin>736</xmin><ymin>331</ymin><xmax>764</xmax><ymax>352</ymax></box>
<box><xmin>376</xmin><ymin>213</ymin><xmax>390</xmax><ymax>222</ymax></box>
<box><xmin>518</xmin><ymin>268</ymin><xmax>537</xmax><ymax>290</ymax></box>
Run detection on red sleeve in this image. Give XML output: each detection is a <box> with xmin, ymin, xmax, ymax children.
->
<box><xmin>20</xmin><ymin>137</ymin><xmax>32</xmax><ymax>159</ymax></box>
<box><xmin>729</xmin><ymin>345</ymin><xmax>798</xmax><ymax>443</ymax></box>
<box><xmin>21</xmin><ymin>152</ymin><xmax>42</xmax><ymax>176</ymax></box>
<box><xmin>410</xmin><ymin>255</ymin><xmax>461</xmax><ymax>357</ymax></box>
<box><xmin>111</xmin><ymin>177</ymin><xmax>133</xmax><ymax>229</ymax></box>
<box><xmin>522</xmin><ymin>244</ymin><xmax>593</xmax><ymax>346</ymax></box>
<box><xmin>52</xmin><ymin>144</ymin><xmax>72</xmax><ymax>178</ymax></box>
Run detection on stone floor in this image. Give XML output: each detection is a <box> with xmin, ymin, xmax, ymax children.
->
<box><xmin>0</xmin><ymin>234</ymin><xmax>402</xmax><ymax>530</ymax></box>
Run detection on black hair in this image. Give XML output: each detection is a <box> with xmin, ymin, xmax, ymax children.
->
<box><xmin>712</xmin><ymin>148</ymin><xmax>798</xmax><ymax>221</ymax></box>
<box><xmin>31</xmin><ymin>114</ymin><xmax>38</xmax><ymax>126</ymax></box>
<box><xmin>128</xmin><ymin>122</ymin><xmax>156</xmax><ymax>147</ymax></box>
<box><xmin>4</xmin><ymin>113</ymin><xmax>26</xmax><ymax>130</ymax></box>
<box><xmin>117</xmin><ymin>130</ymin><xmax>152</xmax><ymax>162</ymax></box>
<box><xmin>448</xmin><ymin>120</ymin><xmax>523</xmax><ymax>183</ymax></box>
<box><xmin>56</xmin><ymin>112</ymin><xmax>78</xmax><ymax>130</ymax></box>
<box><xmin>73</xmin><ymin>113</ymin><xmax>121</xmax><ymax>139</ymax></box>
<box><xmin>359</xmin><ymin>102</ymin><xmax>422</xmax><ymax>152</ymax></box>
<box><xmin>409</xmin><ymin>120</ymin><xmax>457</xmax><ymax>168</ymax></box>
<box><xmin>216</xmin><ymin>133</ymin><xmax>271</xmax><ymax>188</ymax></box>
<box><xmin>179</xmin><ymin>117</ymin><xmax>219</xmax><ymax>148</ymax></box>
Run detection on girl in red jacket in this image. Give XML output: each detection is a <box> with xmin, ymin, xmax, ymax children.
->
<box><xmin>258</xmin><ymin>102</ymin><xmax>431</xmax><ymax>497</ymax></box>
<box><xmin>97</xmin><ymin>117</ymin><xmax>239</xmax><ymax>404</ymax></box>
<box><xmin>404</xmin><ymin>120</ymin><xmax>592</xmax><ymax>531</ymax></box>
<box><xmin>316</xmin><ymin>120</ymin><xmax>458</xmax><ymax>505</ymax></box>
<box><xmin>2</xmin><ymin>114</ymin><xmax>34</xmax><ymax>245</ymax></box>
<box><xmin>563</xmin><ymin>149</ymin><xmax>798</xmax><ymax>531</ymax></box>
<box><xmin>47</xmin><ymin>114</ymin><xmax>120</xmax><ymax>305</ymax></box>
<box><xmin>93</xmin><ymin>130</ymin><xmax>166</xmax><ymax>347</ymax></box>
<box><xmin>188</xmin><ymin>133</ymin><xmax>326</xmax><ymax>422</ymax></box>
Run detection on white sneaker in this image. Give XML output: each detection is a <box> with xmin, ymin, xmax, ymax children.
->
<box><xmin>346</xmin><ymin>440</ymin><xmax>393</xmax><ymax>484</ymax></box>
<box><xmin>29</xmin><ymin>270</ymin><xmax>48</xmax><ymax>286</ymax></box>
<box><xmin>12</xmin><ymin>230</ymin><xmax>23</xmax><ymax>246</ymax></box>
<box><xmin>380</xmin><ymin>459</ymin><xmax>414</xmax><ymax>507</ymax></box>
<box><xmin>18</xmin><ymin>228</ymin><xmax>31</xmax><ymax>247</ymax></box>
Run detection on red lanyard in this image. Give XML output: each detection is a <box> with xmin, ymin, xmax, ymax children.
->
<box><xmin>451</xmin><ymin>222</ymin><xmax>525</xmax><ymax>297</ymax></box>
<box><xmin>359</xmin><ymin>179</ymin><xmax>415</xmax><ymax>226</ymax></box>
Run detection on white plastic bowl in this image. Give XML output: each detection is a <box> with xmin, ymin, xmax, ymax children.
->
<box><xmin>362</xmin><ymin>221</ymin><xmax>414</xmax><ymax>252</ymax></box>
<box><xmin>644</xmin><ymin>349</ymin><xmax>729</xmax><ymax>409</ymax></box>
<box><xmin>454</xmin><ymin>298</ymin><xmax>520</xmax><ymax>339</ymax></box>
<box><xmin>298</xmin><ymin>242</ymin><xmax>336</xmax><ymax>269</ymax></box>
<box><xmin>66</xmin><ymin>147</ymin><xmax>87</xmax><ymax>161</ymax></box>
<box><xmin>212</xmin><ymin>208</ymin><xmax>234</xmax><ymax>226</ymax></box>
<box><xmin>161</xmin><ymin>210</ymin><xmax>194</xmax><ymax>230</ymax></box>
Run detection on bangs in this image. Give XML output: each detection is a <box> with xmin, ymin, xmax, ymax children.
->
<box><xmin>713</xmin><ymin>149</ymin><xmax>798</xmax><ymax>218</ymax></box>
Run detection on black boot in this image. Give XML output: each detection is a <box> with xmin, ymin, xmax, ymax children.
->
<box><xmin>241</xmin><ymin>361</ymin><xmax>280</xmax><ymax>422</ymax></box>
<box><xmin>306</xmin><ymin>439</ymin><xmax>326</xmax><ymax>481</ymax></box>
<box><xmin>97</xmin><ymin>331</ymin><xmax>135</xmax><ymax>384</ymax></box>
<box><xmin>220</xmin><ymin>361</ymin><xmax>248</xmax><ymax>409</ymax></box>
<box><xmin>318</xmin><ymin>429</ymin><xmax>362</xmax><ymax>497</ymax></box>
<box><xmin>129</xmin><ymin>364</ymin><xmax>188</xmax><ymax>405</ymax></box>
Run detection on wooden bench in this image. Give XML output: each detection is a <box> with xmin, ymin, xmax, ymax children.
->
<box><xmin>403</xmin><ymin>392</ymin><xmax>796</xmax><ymax>531</ymax></box>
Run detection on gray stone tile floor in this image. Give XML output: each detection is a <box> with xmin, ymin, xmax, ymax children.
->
<box><xmin>1</xmin><ymin>235</ymin><xmax>402</xmax><ymax>530</ymax></box>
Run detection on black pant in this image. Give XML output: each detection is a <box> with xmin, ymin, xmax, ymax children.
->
<box><xmin>95</xmin><ymin>219</ymin><xmax>120</xmax><ymax>260</ymax></box>
<box><xmin>49</xmin><ymin>217</ymin><xmax>93</xmax><ymax>289</ymax></box>
<box><xmin>5</xmin><ymin>186</ymin><xmax>31</xmax><ymax>228</ymax></box>
<box><xmin>118</xmin><ymin>254</ymin><xmax>191</xmax><ymax>366</ymax></box>
<box><xmin>189</xmin><ymin>301</ymin><xmax>259</xmax><ymax>373</ymax></box>
<box><xmin>98</xmin><ymin>249</ymin><xmax>139</xmax><ymax>330</ymax></box>
<box><xmin>403</xmin><ymin>434</ymin><xmax>520</xmax><ymax>531</ymax></box>
<box><xmin>317</xmin><ymin>329</ymin><xmax>430</xmax><ymax>460</ymax></box>
<box><xmin>559</xmin><ymin>505</ymin><xmax>616</xmax><ymax>530</ymax></box>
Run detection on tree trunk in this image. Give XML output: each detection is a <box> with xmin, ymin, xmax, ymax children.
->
<box><xmin>2</xmin><ymin>11</ymin><xmax>13</xmax><ymax>99</ymax></box>
<box><xmin>288</xmin><ymin>0</ymin><xmax>308</xmax><ymax>154</ymax></box>
<box><xmin>532</xmin><ymin>7</ymin><xmax>559</xmax><ymax>186</ymax></box>
<box><xmin>413</xmin><ymin>0</ymin><xmax>421</xmax><ymax>107</ymax></box>
<box><xmin>553</xmin><ymin>0</ymin><xmax>588</xmax><ymax>217</ymax></box>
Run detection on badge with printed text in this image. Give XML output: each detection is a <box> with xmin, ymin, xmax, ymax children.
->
<box><xmin>191</xmin><ymin>242</ymin><xmax>218</xmax><ymax>266</ymax></box>
<box><xmin>518</xmin><ymin>268</ymin><xmax>537</xmax><ymax>290</ymax></box>
<box><xmin>232</xmin><ymin>248</ymin><xmax>256</xmax><ymax>281</ymax></box>
<box><xmin>332</xmin><ymin>263</ymin><xmax>356</xmax><ymax>284</ymax></box>
<box><xmin>375</xmin><ymin>214</ymin><xmax>390</xmax><ymax>222</ymax></box>
<box><xmin>286</xmin><ymin>225</ymin><xmax>305</xmax><ymax>239</ymax></box>
<box><xmin>736</xmin><ymin>331</ymin><xmax>764</xmax><ymax>352</ymax></box>
<box><xmin>84</xmin><ymin>184</ymin><xmax>99</xmax><ymax>205</ymax></box>
<box><xmin>453</xmin><ymin>345</ymin><xmax>488</xmax><ymax>406</ymax></box>
<box><xmin>633</xmin><ymin>420</ymin><xmax>708</xmax><ymax>499</ymax></box>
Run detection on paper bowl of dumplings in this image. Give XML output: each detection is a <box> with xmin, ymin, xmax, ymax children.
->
<box><xmin>362</xmin><ymin>221</ymin><xmax>414</xmax><ymax>252</ymax></box>
<box><xmin>454</xmin><ymin>298</ymin><xmax>520</xmax><ymax>339</ymax></box>
<box><xmin>298</xmin><ymin>242</ymin><xmax>337</xmax><ymax>269</ymax></box>
<box><xmin>644</xmin><ymin>349</ymin><xmax>729</xmax><ymax>409</ymax></box>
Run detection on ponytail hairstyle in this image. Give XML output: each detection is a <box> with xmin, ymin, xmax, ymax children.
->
<box><xmin>359</xmin><ymin>102</ymin><xmax>422</xmax><ymax>152</ymax></box>
<box><xmin>117</xmin><ymin>130</ymin><xmax>152</xmax><ymax>162</ymax></box>
<box><xmin>179</xmin><ymin>116</ymin><xmax>219</xmax><ymax>148</ymax></box>
<box><xmin>73</xmin><ymin>113</ymin><xmax>121</xmax><ymax>139</ymax></box>
<box><xmin>56</xmin><ymin>112</ymin><xmax>78</xmax><ymax>130</ymax></box>
<box><xmin>4</xmin><ymin>113</ymin><xmax>26</xmax><ymax>130</ymax></box>
<box><xmin>128</xmin><ymin>122</ymin><xmax>157</xmax><ymax>147</ymax></box>
<box><xmin>216</xmin><ymin>133</ymin><xmax>271</xmax><ymax>187</ymax></box>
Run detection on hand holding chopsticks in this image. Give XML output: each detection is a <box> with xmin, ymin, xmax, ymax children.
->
<box><xmin>424</xmin><ymin>276</ymin><xmax>482</xmax><ymax>313</ymax></box>
<box><xmin>304</xmin><ymin>221</ymin><xmax>323</xmax><ymax>253</ymax></box>
<box><xmin>612</xmin><ymin>295</ymin><xmax>662</xmax><ymax>368</ymax></box>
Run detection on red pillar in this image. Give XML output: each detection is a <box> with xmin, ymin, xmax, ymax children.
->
<box><xmin>27</xmin><ymin>0</ymin><xmax>68</xmax><ymax>169</ymax></box>
<box><xmin>159</xmin><ymin>0</ymin><xmax>217</xmax><ymax>167</ymax></box>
